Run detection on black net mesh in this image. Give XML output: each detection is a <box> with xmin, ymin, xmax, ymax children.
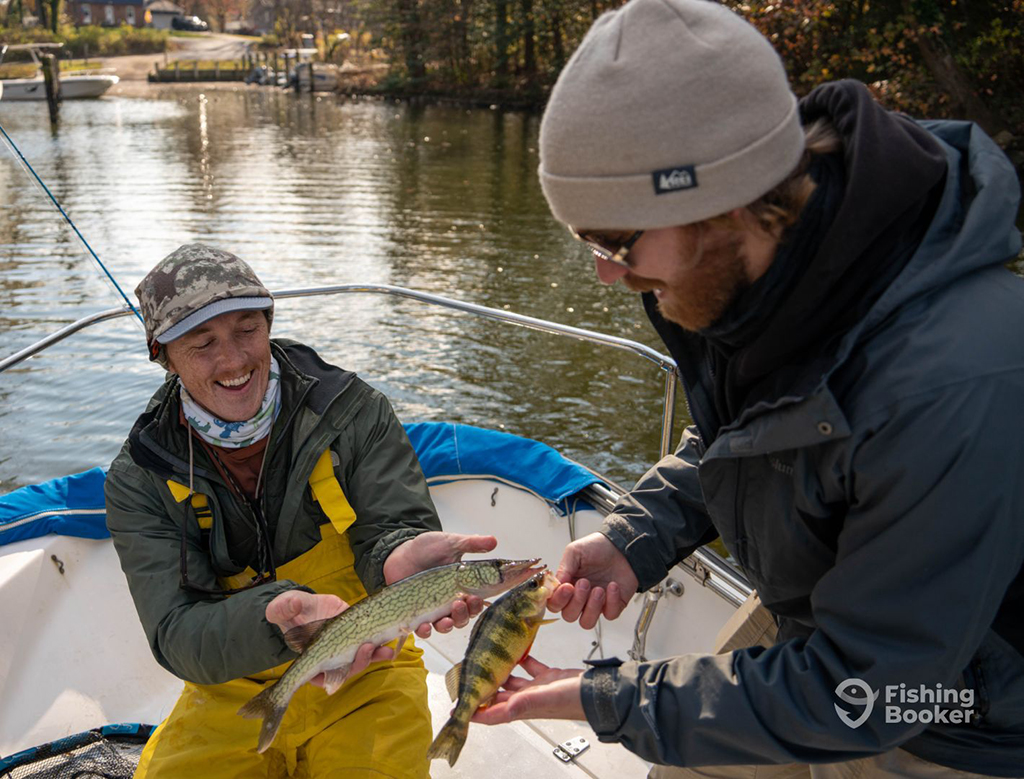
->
<box><xmin>1</xmin><ymin>726</ymin><xmax>153</xmax><ymax>779</ymax></box>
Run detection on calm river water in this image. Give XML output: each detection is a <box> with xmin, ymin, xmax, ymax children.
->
<box><xmin>0</xmin><ymin>88</ymin><xmax>686</xmax><ymax>491</ymax></box>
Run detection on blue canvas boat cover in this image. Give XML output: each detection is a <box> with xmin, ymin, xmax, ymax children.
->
<box><xmin>0</xmin><ymin>422</ymin><xmax>604</xmax><ymax>547</ymax></box>
<box><xmin>0</xmin><ymin>467</ymin><xmax>108</xmax><ymax>547</ymax></box>
<box><xmin>404</xmin><ymin>422</ymin><xmax>602</xmax><ymax>506</ymax></box>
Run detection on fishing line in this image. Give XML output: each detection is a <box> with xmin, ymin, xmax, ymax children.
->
<box><xmin>0</xmin><ymin>121</ymin><xmax>143</xmax><ymax>324</ymax></box>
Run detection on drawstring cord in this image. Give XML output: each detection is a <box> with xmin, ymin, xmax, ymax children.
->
<box><xmin>187</xmin><ymin>425</ymin><xmax>195</xmax><ymax>497</ymax></box>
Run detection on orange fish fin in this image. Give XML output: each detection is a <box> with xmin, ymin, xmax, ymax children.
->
<box><xmin>517</xmin><ymin>636</ymin><xmax>538</xmax><ymax>664</ymax></box>
<box><xmin>476</xmin><ymin>692</ymin><xmax>498</xmax><ymax>711</ymax></box>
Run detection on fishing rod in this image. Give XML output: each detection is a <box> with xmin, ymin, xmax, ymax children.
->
<box><xmin>0</xmin><ymin>121</ymin><xmax>143</xmax><ymax>325</ymax></box>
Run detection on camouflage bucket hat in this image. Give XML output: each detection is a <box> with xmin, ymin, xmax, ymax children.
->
<box><xmin>135</xmin><ymin>243</ymin><xmax>274</xmax><ymax>366</ymax></box>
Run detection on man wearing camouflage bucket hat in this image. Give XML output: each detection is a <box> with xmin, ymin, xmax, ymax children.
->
<box><xmin>105</xmin><ymin>244</ymin><xmax>498</xmax><ymax>778</ymax></box>
<box><xmin>471</xmin><ymin>0</ymin><xmax>1024</xmax><ymax>778</ymax></box>
<box><xmin>136</xmin><ymin>242</ymin><xmax>275</xmax><ymax>369</ymax></box>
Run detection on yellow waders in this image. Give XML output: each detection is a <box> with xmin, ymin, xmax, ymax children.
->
<box><xmin>135</xmin><ymin>451</ymin><xmax>432</xmax><ymax>779</ymax></box>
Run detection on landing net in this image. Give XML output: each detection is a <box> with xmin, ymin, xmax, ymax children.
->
<box><xmin>0</xmin><ymin>724</ymin><xmax>154</xmax><ymax>779</ymax></box>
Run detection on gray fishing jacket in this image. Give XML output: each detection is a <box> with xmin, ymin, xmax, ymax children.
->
<box><xmin>580</xmin><ymin>121</ymin><xmax>1024</xmax><ymax>774</ymax></box>
<box><xmin>105</xmin><ymin>339</ymin><xmax>440</xmax><ymax>685</ymax></box>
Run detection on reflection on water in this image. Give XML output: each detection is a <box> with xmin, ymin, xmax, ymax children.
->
<box><xmin>0</xmin><ymin>89</ymin><xmax>688</xmax><ymax>490</ymax></box>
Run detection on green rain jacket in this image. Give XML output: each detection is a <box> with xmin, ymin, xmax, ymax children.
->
<box><xmin>105</xmin><ymin>339</ymin><xmax>440</xmax><ymax>685</ymax></box>
<box><xmin>579</xmin><ymin>111</ymin><xmax>1024</xmax><ymax>772</ymax></box>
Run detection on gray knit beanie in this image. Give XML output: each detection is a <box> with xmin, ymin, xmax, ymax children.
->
<box><xmin>539</xmin><ymin>0</ymin><xmax>805</xmax><ymax>230</ymax></box>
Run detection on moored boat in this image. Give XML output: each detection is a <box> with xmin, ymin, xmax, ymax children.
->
<box><xmin>0</xmin><ymin>43</ymin><xmax>118</xmax><ymax>102</ymax></box>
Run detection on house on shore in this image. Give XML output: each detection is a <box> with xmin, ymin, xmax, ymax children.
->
<box><xmin>66</xmin><ymin>0</ymin><xmax>145</xmax><ymax>27</ymax></box>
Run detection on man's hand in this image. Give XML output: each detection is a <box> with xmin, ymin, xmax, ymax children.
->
<box><xmin>471</xmin><ymin>656</ymin><xmax>585</xmax><ymax>724</ymax></box>
<box><xmin>383</xmin><ymin>531</ymin><xmax>498</xmax><ymax>638</ymax></box>
<box><xmin>266</xmin><ymin>589</ymin><xmax>395</xmax><ymax>690</ymax></box>
<box><xmin>547</xmin><ymin>532</ymin><xmax>639</xmax><ymax>629</ymax></box>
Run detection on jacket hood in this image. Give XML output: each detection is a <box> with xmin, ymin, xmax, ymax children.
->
<box><xmin>803</xmin><ymin>82</ymin><xmax>1021</xmax><ymax>356</ymax></box>
<box><xmin>860</xmin><ymin>119</ymin><xmax>1023</xmax><ymax>326</ymax></box>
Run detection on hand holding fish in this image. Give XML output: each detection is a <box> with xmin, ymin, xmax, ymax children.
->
<box><xmin>383</xmin><ymin>531</ymin><xmax>498</xmax><ymax>638</ymax></box>
<box><xmin>548</xmin><ymin>532</ymin><xmax>639</xmax><ymax>629</ymax></box>
<box><xmin>265</xmin><ymin>590</ymin><xmax>395</xmax><ymax>687</ymax></box>
<box><xmin>243</xmin><ymin>557</ymin><xmax>543</xmax><ymax>754</ymax></box>
<box><xmin>470</xmin><ymin>655</ymin><xmax>585</xmax><ymax>724</ymax></box>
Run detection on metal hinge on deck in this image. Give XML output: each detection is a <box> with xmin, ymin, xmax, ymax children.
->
<box><xmin>553</xmin><ymin>736</ymin><xmax>590</xmax><ymax>763</ymax></box>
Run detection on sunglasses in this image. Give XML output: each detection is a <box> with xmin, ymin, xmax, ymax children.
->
<box><xmin>569</xmin><ymin>227</ymin><xmax>644</xmax><ymax>268</ymax></box>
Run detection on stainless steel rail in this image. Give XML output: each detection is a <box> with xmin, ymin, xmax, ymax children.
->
<box><xmin>0</xmin><ymin>283</ymin><xmax>681</xmax><ymax>457</ymax></box>
<box><xmin>582</xmin><ymin>482</ymin><xmax>753</xmax><ymax>608</ymax></box>
<box><xmin>0</xmin><ymin>307</ymin><xmax>131</xmax><ymax>373</ymax></box>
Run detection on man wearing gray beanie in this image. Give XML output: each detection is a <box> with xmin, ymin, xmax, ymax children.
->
<box><xmin>472</xmin><ymin>0</ymin><xmax>1024</xmax><ymax>777</ymax></box>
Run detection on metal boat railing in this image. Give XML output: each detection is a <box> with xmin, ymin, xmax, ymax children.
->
<box><xmin>0</xmin><ymin>283</ymin><xmax>681</xmax><ymax>457</ymax></box>
<box><xmin>0</xmin><ymin>283</ymin><xmax>750</xmax><ymax>611</ymax></box>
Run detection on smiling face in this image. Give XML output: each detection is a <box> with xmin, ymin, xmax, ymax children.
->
<box><xmin>165</xmin><ymin>309</ymin><xmax>272</xmax><ymax>422</ymax></box>
<box><xmin>588</xmin><ymin>212</ymin><xmax>779</xmax><ymax>332</ymax></box>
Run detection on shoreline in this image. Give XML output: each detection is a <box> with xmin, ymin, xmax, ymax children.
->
<box><xmin>109</xmin><ymin>77</ymin><xmax>545</xmax><ymax>112</ymax></box>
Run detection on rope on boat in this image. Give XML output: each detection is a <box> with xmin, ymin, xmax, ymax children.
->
<box><xmin>0</xmin><ymin>122</ymin><xmax>143</xmax><ymax>325</ymax></box>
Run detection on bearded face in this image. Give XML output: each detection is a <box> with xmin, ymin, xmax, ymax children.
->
<box><xmin>620</xmin><ymin>223</ymin><xmax>751</xmax><ymax>332</ymax></box>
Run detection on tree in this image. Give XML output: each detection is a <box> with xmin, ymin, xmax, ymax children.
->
<box><xmin>205</xmin><ymin>0</ymin><xmax>245</xmax><ymax>32</ymax></box>
<box><xmin>732</xmin><ymin>0</ymin><xmax>1022</xmax><ymax>142</ymax></box>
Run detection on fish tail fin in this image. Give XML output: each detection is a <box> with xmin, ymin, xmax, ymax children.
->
<box><xmin>426</xmin><ymin>716</ymin><xmax>469</xmax><ymax>767</ymax></box>
<box><xmin>237</xmin><ymin>684</ymin><xmax>289</xmax><ymax>754</ymax></box>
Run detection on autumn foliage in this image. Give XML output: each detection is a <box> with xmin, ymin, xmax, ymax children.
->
<box><xmin>734</xmin><ymin>0</ymin><xmax>1022</xmax><ymax>144</ymax></box>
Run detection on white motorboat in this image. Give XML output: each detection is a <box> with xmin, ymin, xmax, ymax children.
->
<box><xmin>0</xmin><ymin>286</ymin><xmax>750</xmax><ymax>778</ymax></box>
<box><xmin>0</xmin><ymin>43</ymin><xmax>118</xmax><ymax>102</ymax></box>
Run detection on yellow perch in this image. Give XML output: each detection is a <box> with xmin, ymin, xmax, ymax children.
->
<box><xmin>427</xmin><ymin>569</ymin><xmax>559</xmax><ymax>766</ymax></box>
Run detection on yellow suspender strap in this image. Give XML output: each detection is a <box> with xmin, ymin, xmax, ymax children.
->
<box><xmin>166</xmin><ymin>480</ymin><xmax>212</xmax><ymax>529</ymax></box>
<box><xmin>309</xmin><ymin>449</ymin><xmax>358</xmax><ymax>536</ymax></box>
<box><xmin>166</xmin><ymin>449</ymin><xmax>355</xmax><ymax>535</ymax></box>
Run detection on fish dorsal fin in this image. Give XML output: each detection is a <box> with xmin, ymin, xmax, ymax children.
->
<box><xmin>444</xmin><ymin>662</ymin><xmax>463</xmax><ymax>701</ymax></box>
<box><xmin>283</xmin><ymin>619</ymin><xmax>329</xmax><ymax>654</ymax></box>
<box><xmin>322</xmin><ymin>666</ymin><xmax>351</xmax><ymax>696</ymax></box>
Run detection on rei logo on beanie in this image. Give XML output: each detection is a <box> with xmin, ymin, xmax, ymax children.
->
<box><xmin>653</xmin><ymin>165</ymin><xmax>699</xmax><ymax>195</ymax></box>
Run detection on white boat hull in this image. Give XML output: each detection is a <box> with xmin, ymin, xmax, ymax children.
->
<box><xmin>0</xmin><ymin>477</ymin><xmax>737</xmax><ymax>776</ymax></box>
<box><xmin>0</xmin><ymin>74</ymin><xmax>119</xmax><ymax>101</ymax></box>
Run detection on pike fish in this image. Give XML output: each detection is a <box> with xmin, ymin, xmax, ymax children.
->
<box><xmin>427</xmin><ymin>569</ymin><xmax>559</xmax><ymax>766</ymax></box>
<box><xmin>238</xmin><ymin>557</ymin><xmax>544</xmax><ymax>753</ymax></box>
